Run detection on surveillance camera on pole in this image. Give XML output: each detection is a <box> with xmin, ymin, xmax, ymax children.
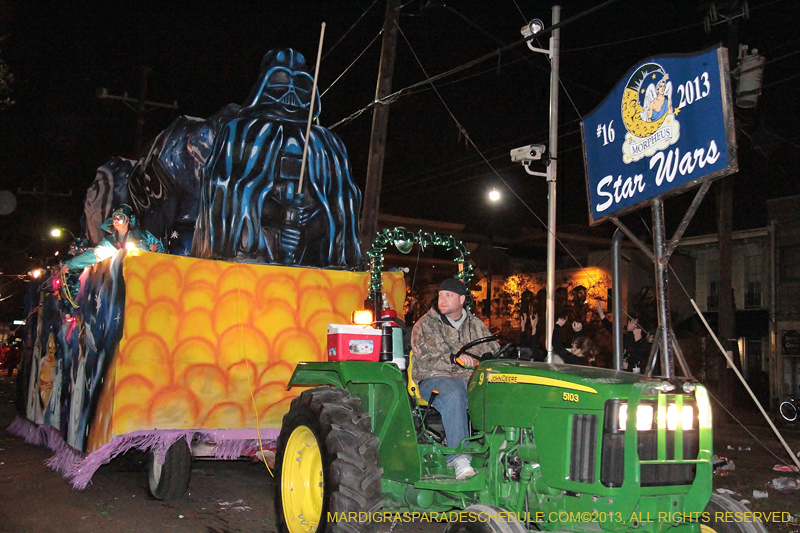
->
<box><xmin>510</xmin><ymin>144</ymin><xmax>547</xmax><ymax>176</ymax></box>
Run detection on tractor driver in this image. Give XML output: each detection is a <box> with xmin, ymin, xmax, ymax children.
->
<box><xmin>410</xmin><ymin>278</ymin><xmax>498</xmax><ymax>480</ymax></box>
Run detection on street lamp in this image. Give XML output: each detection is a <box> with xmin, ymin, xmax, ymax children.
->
<box><xmin>50</xmin><ymin>227</ymin><xmax>76</xmax><ymax>239</ymax></box>
<box><xmin>486</xmin><ymin>188</ymin><xmax>501</xmax><ymax>327</ymax></box>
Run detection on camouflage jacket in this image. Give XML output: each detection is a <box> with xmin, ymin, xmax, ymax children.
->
<box><xmin>411</xmin><ymin>304</ymin><xmax>498</xmax><ymax>383</ymax></box>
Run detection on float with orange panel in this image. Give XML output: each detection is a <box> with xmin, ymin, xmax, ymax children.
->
<box><xmin>9</xmin><ymin>240</ymin><xmax>408</xmax><ymax>500</ymax></box>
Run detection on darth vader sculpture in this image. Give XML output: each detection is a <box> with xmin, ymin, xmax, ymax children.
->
<box><xmin>192</xmin><ymin>49</ymin><xmax>363</xmax><ymax>268</ymax></box>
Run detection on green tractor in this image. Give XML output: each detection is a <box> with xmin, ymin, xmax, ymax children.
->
<box><xmin>274</xmin><ymin>230</ymin><xmax>763</xmax><ymax>533</ymax></box>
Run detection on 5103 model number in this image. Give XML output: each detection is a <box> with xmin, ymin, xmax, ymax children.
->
<box><xmin>562</xmin><ymin>392</ymin><xmax>580</xmax><ymax>403</ymax></box>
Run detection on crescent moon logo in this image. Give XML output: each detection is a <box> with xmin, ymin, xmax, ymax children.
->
<box><xmin>621</xmin><ymin>63</ymin><xmax>669</xmax><ymax>137</ymax></box>
<box><xmin>620</xmin><ymin>62</ymin><xmax>680</xmax><ymax>163</ymax></box>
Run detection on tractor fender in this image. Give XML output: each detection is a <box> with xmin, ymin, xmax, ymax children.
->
<box><xmin>287</xmin><ymin>361</ymin><xmax>423</xmax><ymax>485</ymax></box>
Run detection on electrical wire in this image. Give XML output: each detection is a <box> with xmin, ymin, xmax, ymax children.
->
<box><xmin>321</xmin><ymin>0</ymin><xmax>381</xmax><ymax>61</ymax></box>
<box><xmin>381</xmin><ymin>120</ymin><xmax>584</xmax><ymax>193</ymax></box>
<box><xmin>329</xmin><ymin>0</ymin><xmax>622</xmax><ymax>129</ymax></box>
<box><xmin>566</xmin><ymin>21</ymin><xmax>703</xmax><ymax>53</ymax></box>
<box><xmin>321</xmin><ymin>29</ymin><xmax>383</xmax><ymax>98</ymax></box>
<box><xmin>397</xmin><ymin>23</ymin><xmax>608</xmax><ymax>294</ymax></box>
<box><xmin>761</xmin><ymin>72</ymin><xmax>800</xmax><ymax>90</ymax></box>
<box><xmin>234</xmin><ymin>260</ymin><xmax>274</xmax><ymax>477</ymax></box>
<box><xmin>707</xmin><ymin>389</ymin><xmax>794</xmax><ymax>467</ymax></box>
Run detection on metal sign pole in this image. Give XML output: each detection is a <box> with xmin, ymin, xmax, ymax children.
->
<box><xmin>651</xmin><ymin>197</ymin><xmax>673</xmax><ymax>379</ymax></box>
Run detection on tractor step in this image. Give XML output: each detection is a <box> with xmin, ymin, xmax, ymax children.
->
<box><xmin>414</xmin><ymin>471</ymin><xmax>485</xmax><ymax>491</ymax></box>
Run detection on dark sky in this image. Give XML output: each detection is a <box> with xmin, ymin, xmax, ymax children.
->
<box><xmin>0</xmin><ymin>0</ymin><xmax>798</xmax><ymax>316</ymax></box>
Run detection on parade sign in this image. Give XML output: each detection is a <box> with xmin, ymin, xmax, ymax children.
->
<box><xmin>582</xmin><ymin>46</ymin><xmax>737</xmax><ymax>225</ymax></box>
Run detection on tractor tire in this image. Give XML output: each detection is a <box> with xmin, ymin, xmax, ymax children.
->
<box><xmin>443</xmin><ymin>504</ymin><xmax>528</xmax><ymax>533</ymax></box>
<box><xmin>701</xmin><ymin>493</ymin><xmax>768</xmax><ymax>533</ymax></box>
<box><xmin>275</xmin><ymin>386</ymin><xmax>383</xmax><ymax>533</ymax></box>
<box><xmin>148</xmin><ymin>437</ymin><xmax>192</xmax><ymax>501</ymax></box>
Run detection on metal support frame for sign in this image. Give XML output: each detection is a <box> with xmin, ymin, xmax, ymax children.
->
<box><xmin>610</xmin><ymin>189</ymin><xmax>710</xmax><ymax>380</ymax></box>
<box><xmin>610</xmin><ymin>180</ymin><xmax>713</xmax><ymax>379</ymax></box>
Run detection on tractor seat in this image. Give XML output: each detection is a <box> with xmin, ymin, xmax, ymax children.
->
<box><xmin>406</xmin><ymin>352</ymin><xmax>429</xmax><ymax>407</ymax></box>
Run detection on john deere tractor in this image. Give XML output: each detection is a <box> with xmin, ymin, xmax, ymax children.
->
<box><xmin>274</xmin><ymin>230</ymin><xmax>764</xmax><ymax>533</ymax></box>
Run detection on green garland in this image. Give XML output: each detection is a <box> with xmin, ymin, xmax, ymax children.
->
<box><xmin>367</xmin><ymin>227</ymin><xmax>473</xmax><ymax>297</ymax></box>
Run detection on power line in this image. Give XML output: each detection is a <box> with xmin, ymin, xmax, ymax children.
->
<box><xmin>321</xmin><ymin>0</ymin><xmax>381</xmax><ymax>61</ymax></box>
<box><xmin>329</xmin><ymin>0</ymin><xmax>622</xmax><ymax>130</ymax></box>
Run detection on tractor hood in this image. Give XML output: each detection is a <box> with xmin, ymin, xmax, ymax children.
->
<box><xmin>468</xmin><ymin>360</ymin><xmax>650</xmax><ymax>431</ymax></box>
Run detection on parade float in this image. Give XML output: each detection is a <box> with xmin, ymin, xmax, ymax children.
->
<box><xmin>9</xmin><ymin>47</ymin><xmax>406</xmax><ymax>499</ymax></box>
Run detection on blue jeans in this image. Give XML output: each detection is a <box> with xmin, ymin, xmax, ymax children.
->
<box><xmin>419</xmin><ymin>376</ymin><xmax>470</xmax><ymax>462</ymax></box>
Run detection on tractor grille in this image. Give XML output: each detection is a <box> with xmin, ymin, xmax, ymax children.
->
<box><xmin>638</xmin><ymin>425</ymin><xmax>698</xmax><ymax>486</ymax></box>
<box><xmin>569</xmin><ymin>414</ymin><xmax>597</xmax><ymax>483</ymax></box>
<box><xmin>601</xmin><ymin>398</ymin><xmax>700</xmax><ymax>488</ymax></box>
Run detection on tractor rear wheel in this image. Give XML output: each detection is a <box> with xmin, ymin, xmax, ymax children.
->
<box><xmin>701</xmin><ymin>493</ymin><xmax>768</xmax><ymax>533</ymax></box>
<box><xmin>148</xmin><ymin>437</ymin><xmax>192</xmax><ymax>501</ymax></box>
<box><xmin>275</xmin><ymin>386</ymin><xmax>383</xmax><ymax>533</ymax></box>
<box><xmin>443</xmin><ymin>504</ymin><xmax>528</xmax><ymax>533</ymax></box>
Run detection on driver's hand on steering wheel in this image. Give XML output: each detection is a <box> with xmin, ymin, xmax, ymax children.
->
<box><xmin>455</xmin><ymin>354</ymin><xmax>478</xmax><ymax>368</ymax></box>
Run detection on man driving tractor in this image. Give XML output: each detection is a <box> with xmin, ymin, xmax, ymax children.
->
<box><xmin>410</xmin><ymin>277</ymin><xmax>498</xmax><ymax>480</ymax></box>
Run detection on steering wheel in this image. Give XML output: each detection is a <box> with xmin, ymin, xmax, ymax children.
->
<box><xmin>453</xmin><ymin>335</ymin><xmax>517</xmax><ymax>366</ymax></box>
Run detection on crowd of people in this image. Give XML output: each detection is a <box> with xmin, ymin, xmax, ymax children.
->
<box><xmin>518</xmin><ymin>285</ymin><xmax>654</xmax><ymax>371</ymax></box>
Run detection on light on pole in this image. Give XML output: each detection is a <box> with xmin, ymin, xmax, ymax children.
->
<box><xmin>487</xmin><ymin>188</ymin><xmax>501</xmax><ymax>327</ymax></box>
<box><xmin>50</xmin><ymin>228</ymin><xmax>76</xmax><ymax>239</ymax></box>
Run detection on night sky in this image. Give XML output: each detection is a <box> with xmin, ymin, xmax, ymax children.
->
<box><xmin>0</xmin><ymin>0</ymin><xmax>798</xmax><ymax>318</ymax></box>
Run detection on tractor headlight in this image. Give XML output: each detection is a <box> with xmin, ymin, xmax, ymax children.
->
<box><xmin>617</xmin><ymin>403</ymin><xmax>654</xmax><ymax>431</ymax></box>
<box><xmin>695</xmin><ymin>386</ymin><xmax>712</xmax><ymax>429</ymax></box>
<box><xmin>666</xmin><ymin>404</ymin><xmax>695</xmax><ymax>431</ymax></box>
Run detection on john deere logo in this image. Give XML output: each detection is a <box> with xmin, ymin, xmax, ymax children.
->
<box><xmin>620</xmin><ymin>62</ymin><xmax>680</xmax><ymax>163</ymax></box>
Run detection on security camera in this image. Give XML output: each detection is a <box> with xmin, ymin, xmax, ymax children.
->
<box><xmin>510</xmin><ymin>144</ymin><xmax>546</xmax><ymax>163</ymax></box>
<box><xmin>520</xmin><ymin>19</ymin><xmax>544</xmax><ymax>39</ymax></box>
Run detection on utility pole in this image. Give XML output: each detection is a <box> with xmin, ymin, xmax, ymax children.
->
<box><xmin>360</xmin><ymin>0</ymin><xmax>401</xmax><ymax>257</ymax></box>
<box><xmin>717</xmin><ymin>8</ymin><xmax>739</xmax><ymax>405</ymax></box>
<box><xmin>97</xmin><ymin>65</ymin><xmax>178</xmax><ymax>157</ymax></box>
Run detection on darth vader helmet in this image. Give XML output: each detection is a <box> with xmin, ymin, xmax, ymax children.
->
<box><xmin>244</xmin><ymin>48</ymin><xmax>321</xmax><ymax>121</ymax></box>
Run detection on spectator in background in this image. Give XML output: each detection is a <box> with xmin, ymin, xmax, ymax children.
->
<box><xmin>596</xmin><ymin>300</ymin><xmax>612</xmax><ymax>333</ymax></box>
<box><xmin>519</xmin><ymin>289</ymin><xmax>536</xmax><ymax>350</ymax></box>
<box><xmin>553</xmin><ymin>315</ymin><xmax>597</xmax><ymax>366</ymax></box>
<box><xmin>623</xmin><ymin>315</ymin><xmax>653</xmax><ymax>373</ymax></box>
<box><xmin>529</xmin><ymin>307</ymin><xmax>589</xmax><ymax>363</ymax></box>
<box><xmin>4</xmin><ymin>344</ymin><xmax>21</xmax><ymax>376</ymax></box>
<box><xmin>570</xmin><ymin>285</ymin><xmax>589</xmax><ymax>324</ymax></box>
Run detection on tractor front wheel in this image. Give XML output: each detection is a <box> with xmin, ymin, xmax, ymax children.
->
<box><xmin>701</xmin><ymin>493</ymin><xmax>768</xmax><ymax>533</ymax></box>
<box><xmin>275</xmin><ymin>386</ymin><xmax>383</xmax><ymax>533</ymax></box>
<box><xmin>443</xmin><ymin>504</ymin><xmax>528</xmax><ymax>533</ymax></box>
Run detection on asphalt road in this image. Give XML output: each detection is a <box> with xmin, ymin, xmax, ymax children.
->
<box><xmin>0</xmin><ymin>372</ymin><xmax>436</xmax><ymax>533</ymax></box>
<box><xmin>2</xmin><ymin>371</ymin><xmax>799</xmax><ymax>533</ymax></box>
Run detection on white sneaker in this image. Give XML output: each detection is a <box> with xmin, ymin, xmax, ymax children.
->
<box><xmin>450</xmin><ymin>455</ymin><xmax>476</xmax><ymax>480</ymax></box>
